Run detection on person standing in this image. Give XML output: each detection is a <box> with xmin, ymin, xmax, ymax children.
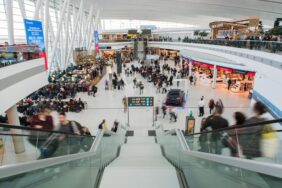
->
<box><xmin>139</xmin><ymin>81</ymin><xmax>144</xmax><ymax>95</ymax></box>
<box><xmin>57</xmin><ymin>112</ymin><xmax>83</xmax><ymax>155</ymax></box>
<box><xmin>208</xmin><ymin>99</ymin><xmax>215</xmax><ymax>114</ymax></box>
<box><xmin>92</xmin><ymin>85</ymin><xmax>98</xmax><ymax>97</ymax></box>
<box><xmin>189</xmin><ymin>75</ymin><xmax>194</xmax><ymax>85</ymax></box>
<box><xmin>194</xmin><ymin>75</ymin><xmax>197</xmax><ymax>86</ymax></box>
<box><xmin>169</xmin><ymin>75</ymin><xmax>173</xmax><ymax>86</ymax></box>
<box><xmin>162</xmin><ymin>105</ymin><xmax>167</xmax><ymax>118</ymax></box>
<box><xmin>176</xmin><ymin>74</ymin><xmax>180</xmax><ymax>87</ymax></box>
<box><xmin>198</xmin><ymin>96</ymin><xmax>205</xmax><ymax>117</ymax></box>
<box><xmin>29</xmin><ymin>107</ymin><xmax>54</xmax><ymax>148</ymax></box>
<box><xmin>239</xmin><ymin>102</ymin><xmax>269</xmax><ymax>159</ymax></box>
<box><xmin>98</xmin><ymin>119</ymin><xmax>108</xmax><ymax>130</ymax></box>
<box><xmin>201</xmin><ymin>105</ymin><xmax>229</xmax><ymax>154</ymax></box>
<box><xmin>227</xmin><ymin>79</ymin><xmax>232</xmax><ymax>90</ymax></box>
<box><xmin>169</xmin><ymin>108</ymin><xmax>177</xmax><ymax>122</ymax></box>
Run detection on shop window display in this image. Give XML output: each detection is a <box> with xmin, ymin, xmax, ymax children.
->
<box><xmin>190</xmin><ymin>60</ymin><xmax>255</xmax><ymax>93</ymax></box>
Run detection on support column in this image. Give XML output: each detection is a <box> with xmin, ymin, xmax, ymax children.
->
<box><xmin>66</xmin><ymin>0</ymin><xmax>84</xmax><ymax>63</ymax></box>
<box><xmin>5</xmin><ymin>1</ymin><xmax>25</xmax><ymax>153</ymax></box>
<box><xmin>5</xmin><ymin>0</ymin><xmax>14</xmax><ymax>44</ymax></box>
<box><xmin>189</xmin><ymin>59</ymin><xmax>192</xmax><ymax>76</ymax></box>
<box><xmin>49</xmin><ymin>0</ymin><xmax>68</xmax><ymax>67</ymax></box>
<box><xmin>44</xmin><ymin>0</ymin><xmax>49</xmax><ymax>60</ymax></box>
<box><xmin>17</xmin><ymin>0</ymin><xmax>27</xmax><ymax>19</ymax></box>
<box><xmin>212</xmin><ymin>64</ymin><xmax>217</xmax><ymax>89</ymax></box>
<box><xmin>34</xmin><ymin>0</ymin><xmax>43</xmax><ymax>20</ymax></box>
<box><xmin>6</xmin><ymin>106</ymin><xmax>25</xmax><ymax>153</ymax></box>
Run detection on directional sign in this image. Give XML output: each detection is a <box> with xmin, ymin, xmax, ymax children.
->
<box><xmin>128</xmin><ymin>97</ymin><xmax>154</xmax><ymax>107</ymax></box>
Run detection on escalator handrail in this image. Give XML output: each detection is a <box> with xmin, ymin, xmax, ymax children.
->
<box><xmin>185</xmin><ymin>118</ymin><xmax>282</xmax><ymax>137</ymax></box>
<box><xmin>0</xmin><ymin>129</ymin><xmax>122</xmax><ymax>179</ymax></box>
<box><xmin>158</xmin><ymin>128</ymin><xmax>282</xmax><ymax>178</ymax></box>
<box><xmin>182</xmin><ymin>149</ymin><xmax>282</xmax><ymax>179</ymax></box>
<box><xmin>0</xmin><ymin>122</ymin><xmax>95</xmax><ymax>138</ymax></box>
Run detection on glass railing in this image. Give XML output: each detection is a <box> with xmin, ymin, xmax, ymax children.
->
<box><xmin>151</xmin><ymin>39</ymin><xmax>282</xmax><ymax>54</ymax></box>
<box><xmin>0</xmin><ymin>44</ymin><xmax>43</xmax><ymax>68</ymax></box>
<box><xmin>184</xmin><ymin>119</ymin><xmax>282</xmax><ymax>164</ymax></box>
<box><xmin>99</xmin><ymin>39</ymin><xmax>132</xmax><ymax>43</ymax></box>
<box><xmin>0</xmin><ymin>123</ymin><xmax>95</xmax><ymax>166</ymax></box>
<box><xmin>156</xmin><ymin>127</ymin><xmax>282</xmax><ymax>188</ymax></box>
<box><xmin>0</xmin><ymin>129</ymin><xmax>125</xmax><ymax>188</ymax></box>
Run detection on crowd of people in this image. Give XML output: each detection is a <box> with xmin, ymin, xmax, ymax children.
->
<box><xmin>12</xmin><ymin>63</ymin><xmax>106</xmax><ymax>127</ymax></box>
<box><xmin>198</xmin><ymin>100</ymin><xmax>278</xmax><ymax>159</ymax></box>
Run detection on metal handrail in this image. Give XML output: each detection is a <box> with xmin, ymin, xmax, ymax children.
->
<box><xmin>0</xmin><ymin>123</ymin><xmax>95</xmax><ymax>138</ymax></box>
<box><xmin>0</xmin><ymin>129</ymin><xmax>122</xmax><ymax>179</ymax></box>
<box><xmin>182</xmin><ymin>150</ymin><xmax>282</xmax><ymax>179</ymax></box>
<box><xmin>158</xmin><ymin>127</ymin><xmax>282</xmax><ymax>179</ymax></box>
<box><xmin>185</xmin><ymin>118</ymin><xmax>282</xmax><ymax>137</ymax></box>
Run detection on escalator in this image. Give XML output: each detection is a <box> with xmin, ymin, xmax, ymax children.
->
<box><xmin>0</xmin><ymin>119</ymin><xmax>282</xmax><ymax>188</ymax></box>
<box><xmin>0</xmin><ymin>123</ymin><xmax>126</xmax><ymax>188</ymax></box>
<box><xmin>156</xmin><ymin>119</ymin><xmax>282</xmax><ymax>188</ymax></box>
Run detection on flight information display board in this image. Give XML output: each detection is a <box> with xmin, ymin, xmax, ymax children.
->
<box><xmin>128</xmin><ymin>97</ymin><xmax>154</xmax><ymax>107</ymax></box>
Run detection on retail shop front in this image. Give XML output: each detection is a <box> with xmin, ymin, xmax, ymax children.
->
<box><xmin>148</xmin><ymin>47</ymin><xmax>180</xmax><ymax>60</ymax></box>
<box><xmin>100</xmin><ymin>45</ymin><xmax>133</xmax><ymax>63</ymax></box>
<box><xmin>183</xmin><ymin>58</ymin><xmax>256</xmax><ymax>93</ymax></box>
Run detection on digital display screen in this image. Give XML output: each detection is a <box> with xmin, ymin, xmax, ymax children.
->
<box><xmin>128</xmin><ymin>29</ymin><xmax>138</xmax><ymax>34</ymax></box>
<box><xmin>128</xmin><ymin>97</ymin><xmax>154</xmax><ymax>107</ymax></box>
<box><xmin>142</xmin><ymin>29</ymin><xmax>151</xmax><ymax>35</ymax></box>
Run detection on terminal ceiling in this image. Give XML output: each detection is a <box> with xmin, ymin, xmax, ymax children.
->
<box><xmin>80</xmin><ymin>0</ymin><xmax>282</xmax><ymax>27</ymax></box>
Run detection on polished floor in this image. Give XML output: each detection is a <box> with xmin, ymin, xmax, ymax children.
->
<box><xmin>0</xmin><ymin>60</ymin><xmax>269</xmax><ymax>165</ymax></box>
<box><xmin>60</xmin><ymin>60</ymin><xmax>254</xmax><ymax>135</ymax></box>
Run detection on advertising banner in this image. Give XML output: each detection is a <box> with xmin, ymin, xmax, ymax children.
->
<box><xmin>24</xmin><ymin>19</ymin><xmax>48</xmax><ymax>69</ymax></box>
<box><xmin>94</xmin><ymin>31</ymin><xmax>99</xmax><ymax>54</ymax></box>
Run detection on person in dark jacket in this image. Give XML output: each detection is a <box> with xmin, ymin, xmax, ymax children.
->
<box><xmin>201</xmin><ymin>105</ymin><xmax>229</xmax><ymax>154</ymax></box>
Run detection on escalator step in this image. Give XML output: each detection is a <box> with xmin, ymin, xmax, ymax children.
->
<box><xmin>126</xmin><ymin>130</ymin><xmax>134</xmax><ymax>136</ymax></box>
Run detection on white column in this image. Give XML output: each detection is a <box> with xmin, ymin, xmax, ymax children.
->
<box><xmin>82</xmin><ymin>5</ymin><xmax>93</xmax><ymax>48</ymax></box>
<box><xmin>64</xmin><ymin>0</ymin><xmax>71</xmax><ymax>69</ymax></box>
<box><xmin>17</xmin><ymin>0</ymin><xmax>27</xmax><ymax>19</ymax></box>
<box><xmin>212</xmin><ymin>64</ymin><xmax>217</xmax><ymax>89</ymax></box>
<box><xmin>34</xmin><ymin>0</ymin><xmax>43</xmax><ymax>20</ymax></box>
<box><xmin>77</xmin><ymin>12</ymin><xmax>84</xmax><ymax>47</ymax></box>
<box><xmin>5</xmin><ymin>0</ymin><xmax>25</xmax><ymax>153</ymax></box>
<box><xmin>66</xmin><ymin>0</ymin><xmax>84</xmax><ymax>63</ymax></box>
<box><xmin>5</xmin><ymin>0</ymin><xmax>14</xmax><ymax>44</ymax></box>
<box><xmin>189</xmin><ymin>59</ymin><xmax>192</xmax><ymax>76</ymax></box>
<box><xmin>44</xmin><ymin>0</ymin><xmax>49</xmax><ymax>59</ymax></box>
<box><xmin>6</xmin><ymin>106</ymin><xmax>25</xmax><ymax>153</ymax></box>
<box><xmin>49</xmin><ymin>0</ymin><xmax>69</xmax><ymax>67</ymax></box>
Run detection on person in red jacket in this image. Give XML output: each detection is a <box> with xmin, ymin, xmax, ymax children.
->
<box><xmin>29</xmin><ymin>107</ymin><xmax>54</xmax><ymax>148</ymax></box>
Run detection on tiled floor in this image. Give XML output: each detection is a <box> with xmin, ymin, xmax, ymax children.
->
<box><xmin>61</xmin><ymin>60</ymin><xmax>254</xmax><ymax>136</ymax></box>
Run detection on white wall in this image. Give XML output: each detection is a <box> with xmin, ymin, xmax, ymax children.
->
<box><xmin>0</xmin><ymin>58</ymin><xmax>48</xmax><ymax>114</ymax></box>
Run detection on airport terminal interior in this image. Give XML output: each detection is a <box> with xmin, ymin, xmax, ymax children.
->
<box><xmin>0</xmin><ymin>0</ymin><xmax>282</xmax><ymax>187</ymax></box>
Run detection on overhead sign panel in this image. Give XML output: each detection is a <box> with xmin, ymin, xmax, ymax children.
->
<box><xmin>128</xmin><ymin>97</ymin><xmax>154</xmax><ymax>107</ymax></box>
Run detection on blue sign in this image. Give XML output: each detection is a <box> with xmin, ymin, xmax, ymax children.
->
<box><xmin>94</xmin><ymin>31</ymin><xmax>99</xmax><ymax>44</ymax></box>
<box><xmin>24</xmin><ymin>19</ymin><xmax>45</xmax><ymax>52</ymax></box>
